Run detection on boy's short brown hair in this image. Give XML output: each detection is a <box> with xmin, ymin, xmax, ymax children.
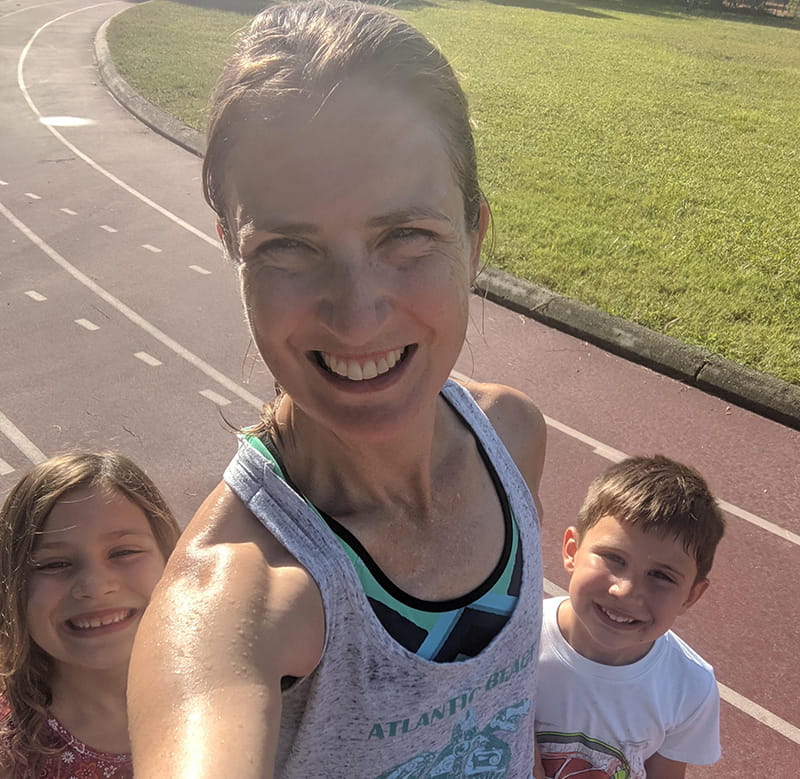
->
<box><xmin>577</xmin><ymin>455</ymin><xmax>725</xmax><ymax>581</ymax></box>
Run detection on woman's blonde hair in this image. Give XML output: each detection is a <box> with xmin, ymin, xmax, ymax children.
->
<box><xmin>0</xmin><ymin>451</ymin><xmax>180</xmax><ymax>773</ymax></box>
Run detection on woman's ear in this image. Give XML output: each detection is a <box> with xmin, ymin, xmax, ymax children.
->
<box><xmin>562</xmin><ymin>526</ymin><xmax>580</xmax><ymax>575</ymax></box>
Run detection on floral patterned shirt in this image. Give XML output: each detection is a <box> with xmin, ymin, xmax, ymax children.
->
<box><xmin>1</xmin><ymin>702</ymin><xmax>132</xmax><ymax>778</ymax></box>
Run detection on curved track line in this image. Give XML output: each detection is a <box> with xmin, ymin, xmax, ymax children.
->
<box><xmin>17</xmin><ymin>1</ymin><xmax>217</xmax><ymax>248</ymax></box>
<box><xmin>0</xmin><ymin>200</ymin><xmax>264</xmax><ymax>411</ymax></box>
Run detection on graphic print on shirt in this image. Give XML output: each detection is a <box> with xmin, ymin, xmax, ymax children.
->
<box><xmin>536</xmin><ymin>731</ymin><xmax>631</xmax><ymax>779</ymax></box>
<box><xmin>376</xmin><ymin>699</ymin><xmax>531</xmax><ymax>778</ymax></box>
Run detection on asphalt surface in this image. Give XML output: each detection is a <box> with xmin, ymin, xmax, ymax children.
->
<box><xmin>1</xmin><ymin>0</ymin><xmax>798</xmax><ymax>774</ymax></box>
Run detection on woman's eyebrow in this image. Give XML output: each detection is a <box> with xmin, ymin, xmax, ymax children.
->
<box><xmin>367</xmin><ymin>207</ymin><xmax>454</xmax><ymax>228</ymax></box>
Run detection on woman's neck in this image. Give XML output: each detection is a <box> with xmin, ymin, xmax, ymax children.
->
<box><xmin>48</xmin><ymin>664</ymin><xmax>130</xmax><ymax>754</ymax></box>
<box><xmin>273</xmin><ymin>393</ymin><xmax>457</xmax><ymax>523</ymax></box>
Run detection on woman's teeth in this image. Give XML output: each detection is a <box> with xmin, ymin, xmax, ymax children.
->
<box><xmin>69</xmin><ymin>610</ymin><xmax>132</xmax><ymax>630</ymax></box>
<box><xmin>320</xmin><ymin>348</ymin><xmax>405</xmax><ymax>380</ymax></box>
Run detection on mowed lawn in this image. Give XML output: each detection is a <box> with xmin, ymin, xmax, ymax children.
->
<box><xmin>108</xmin><ymin>0</ymin><xmax>800</xmax><ymax>385</ymax></box>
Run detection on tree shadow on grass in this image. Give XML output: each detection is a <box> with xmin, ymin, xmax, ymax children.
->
<box><xmin>466</xmin><ymin>0</ymin><xmax>799</xmax><ymax>28</ymax></box>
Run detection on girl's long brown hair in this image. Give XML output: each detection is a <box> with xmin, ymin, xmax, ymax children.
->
<box><xmin>0</xmin><ymin>451</ymin><xmax>180</xmax><ymax>774</ymax></box>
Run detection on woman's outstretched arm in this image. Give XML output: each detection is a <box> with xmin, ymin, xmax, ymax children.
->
<box><xmin>127</xmin><ymin>483</ymin><xmax>324</xmax><ymax>779</ymax></box>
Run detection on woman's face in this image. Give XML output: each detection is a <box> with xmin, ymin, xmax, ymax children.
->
<box><xmin>225</xmin><ymin>79</ymin><xmax>487</xmax><ymax>441</ymax></box>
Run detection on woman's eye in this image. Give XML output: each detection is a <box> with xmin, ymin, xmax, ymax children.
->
<box><xmin>386</xmin><ymin>227</ymin><xmax>434</xmax><ymax>243</ymax></box>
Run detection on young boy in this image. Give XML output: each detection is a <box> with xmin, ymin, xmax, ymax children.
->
<box><xmin>535</xmin><ymin>455</ymin><xmax>725</xmax><ymax>779</ymax></box>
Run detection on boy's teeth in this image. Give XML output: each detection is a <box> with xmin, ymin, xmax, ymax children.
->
<box><xmin>321</xmin><ymin>348</ymin><xmax>404</xmax><ymax>380</ymax></box>
<box><xmin>70</xmin><ymin>610</ymin><xmax>131</xmax><ymax>630</ymax></box>
<box><xmin>601</xmin><ymin>606</ymin><xmax>635</xmax><ymax>624</ymax></box>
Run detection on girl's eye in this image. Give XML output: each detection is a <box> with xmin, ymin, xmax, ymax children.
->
<box><xmin>31</xmin><ymin>560</ymin><xmax>70</xmax><ymax>573</ymax></box>
<box><xmin>110</xmin><ymin>549</ymin><xmax>143</xmax><ymax>560</ymax></box>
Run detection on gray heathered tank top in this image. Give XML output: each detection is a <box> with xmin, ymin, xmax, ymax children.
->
<box><xmin>224</xmin><ymin>380</ymin><xmax>542</xmax><ymax>778</ymax></box>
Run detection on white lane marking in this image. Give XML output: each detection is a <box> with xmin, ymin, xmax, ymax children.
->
<box><xmin>100</xmin><ymin>224</ymin><xmax>117</xmax><ymax>233</ymax></box>
<box><xmin>25</xmin><ymin>192</ymin><xmax>41</xmax><ymax>200</ymax></box>
<box><xmin>717</xmin><ymin>499</ymin><xmax>800</xmax><ymax>547</ymax></box>
<box><xmin>75</xmin><ymin>318</ymin><xmax>99</xmax><ymax>331</ymax></box>
<box><xmin>18</xmin><ymin>4</ymin><xmax>218</xmax><ymax>249</ymax></box>
<box><xmin>60</xmin><ymin>207</ymin><xmax>77</xmax><ymax>215</ymax></box>
<box><xmin>450</xmin><ymin>368</ymin><xmax>798</xmax><ymax>547</ymax></box>
<box><xmin>189</xmin><ymin>265</ymin><xmax>211</xmax><ymax>275</ymax></box>
<box><xmin>718</xmin><ymin>681</ymin><xmax>800</xmax><ymax>745</ymax></box>
<box><xmin>199</xmin><ymin>389</ymin><xmax>231</xmax><ymax>407</ymax></box>
<box><xmin>0</xmin><ymin>409</ymin><xmax>46</xmax><ymax>465</ymax></box>
<box><xmin>0</xmin><ymin>459</ymin><xmax>14</xmax><ymax>476</ymax></box>
<box><xmin>0</xmin><ymin>200</ymin><xmax>264</xmax><ymax>410</ymax></box>
<box><xmin>135</xmin><ymin>351</ymin><xmax>162</xmax><ymax>367</ymax></box>
<box><xmin>141</xmin><ymin>244</ymin><xmax>161</xmax><ymax>253</ymax></box>
<box><xmin>25</xmin><ymin>290</ymin><xmax>47</xmax><ymax>301</ymax></box>
<box><xmin>0</xmin><ymin>180</ymin><xmax>8</xmax><ymax>186</ymax></box>
<box><xmin>543</xmin><ymin>578</ymin><xmax>800</xmax><ymax>744</ymax></box>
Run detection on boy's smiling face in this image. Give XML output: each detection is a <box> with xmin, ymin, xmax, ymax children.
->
<box><xmin>557</xmin><ymin>514</ymin><xmax>709</xmax><ymax>665</ymax></box>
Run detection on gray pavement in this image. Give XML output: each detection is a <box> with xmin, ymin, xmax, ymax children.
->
<box><xmin>95</xmin><ymin>16</ymin><xmax>800</xmax><ymax>431</ymax></box>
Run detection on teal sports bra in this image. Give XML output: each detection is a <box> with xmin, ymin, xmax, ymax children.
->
<box><xmin>246</xmin><ymin>425</ymin><xmax>521</xmax><ymax>663</ymax></box>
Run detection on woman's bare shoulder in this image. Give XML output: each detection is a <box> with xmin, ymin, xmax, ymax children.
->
<box><xmin>147</xmin><ymin>481</ymin><xmax>324</xmax><ymax>678</ymax></box>
<box><xmin>465</xmin><ymin>381</ymin><xmax>547</xmax><ymax>500</ymax></box>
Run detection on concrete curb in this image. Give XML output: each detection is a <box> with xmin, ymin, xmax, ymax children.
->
<box><xmin>95</xmin><ymin>16</ymin><xmax>800</xmax><ymax>431</ymax></box>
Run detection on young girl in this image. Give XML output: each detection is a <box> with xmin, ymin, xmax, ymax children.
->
<box><xmin>0</xmin><ymin>451</ymin><xmax>180</xmax><ymax>778</ymax></box>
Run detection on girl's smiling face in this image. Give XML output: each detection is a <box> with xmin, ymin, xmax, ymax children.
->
<box><xmin>26</xmin><ymin>486</ymin><xmax>167</xmax><ymax>676</ymax></box>
<box><xmin>225</xmin><ymin>78</ymin><xmax>488</xmax><ymax>442</ymax></box>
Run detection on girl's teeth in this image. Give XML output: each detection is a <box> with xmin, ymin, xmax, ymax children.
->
<box><xmin>322</xmin><ymin>348</ymin><xmax>404</xmax><ymax>380</ymax></box>
<box><xmin>70</xmin><ymin>610</ymin><xmax>131</xmax><ymax>630</ymax></box>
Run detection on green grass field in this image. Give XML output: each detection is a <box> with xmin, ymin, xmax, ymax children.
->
<box><xmin>107</xmin><ymin>0</ymin><xmax>800</xmax><ymax>385</ymax></box>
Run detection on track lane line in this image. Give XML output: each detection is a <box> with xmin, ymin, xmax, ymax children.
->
<box><xmin>0</xmin><ymin>199</ymin><xmax>264</xmax><ymax>410</ymax></box>
<box><xmin>17</xmin><ymin>2</ymin><xmax>218</xmax><ymax>249</ymax></box>
<box><xmin>0</xmin><ymin>409</ymin><xmax>46</xmax><ymax>465</ymax></box>
<box><xmin>450</xmin><ymin>370</ymin><xmax>797</xmax><ymax>547</ymax></box>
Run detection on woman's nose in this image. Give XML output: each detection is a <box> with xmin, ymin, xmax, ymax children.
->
<box><xmin>317</xmin><ymin>255</ymin><xmax>391</xmax><ymax>343</ymax></box>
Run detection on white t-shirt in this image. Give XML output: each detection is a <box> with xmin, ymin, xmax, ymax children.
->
<box><xmin>535</xmin><ymin>596</ymin><xmax>720</xmax><ymax>778</ymax></box>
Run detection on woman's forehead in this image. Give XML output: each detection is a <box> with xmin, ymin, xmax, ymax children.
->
<box><xmin>223</xmin><ymin>80</ymin><xmax>464</xmax><ymax>230</ymax></box>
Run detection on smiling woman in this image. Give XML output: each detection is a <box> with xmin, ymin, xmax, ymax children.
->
<box><xmin>0</xmin><ymin>451</ymin><xmax>179</xmax><ymax>779</ymax></box>
<box><xmin>126</xmin><ymin>2</ymin><xmax>547</xmax><ymax>778</ymax></box>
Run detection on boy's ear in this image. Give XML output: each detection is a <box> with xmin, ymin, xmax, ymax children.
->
<box><xmin>562</xmin><ymin>526</ymin><xmax>580</xmax><ymax>575</ymax></box>
<box><xmin>680</xmin><ymin>577</ymin><xmax>709</xmax><ymax>614</ymax></box>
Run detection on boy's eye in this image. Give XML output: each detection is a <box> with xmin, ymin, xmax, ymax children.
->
<box><xmin>650</xmin><ymin>570</ymin><xmax>677</xmax><ymax>584</ymax></box>
<box><xmin>600</xmin><ymin>552</ymin><xmax>625</xmax><ymax>566</ymax></box>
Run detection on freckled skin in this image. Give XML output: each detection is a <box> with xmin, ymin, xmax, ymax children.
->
<box><xmin>127</xmin><ymin>79</ymin><xmax>547</xmax><ymax>779</ymax></box>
